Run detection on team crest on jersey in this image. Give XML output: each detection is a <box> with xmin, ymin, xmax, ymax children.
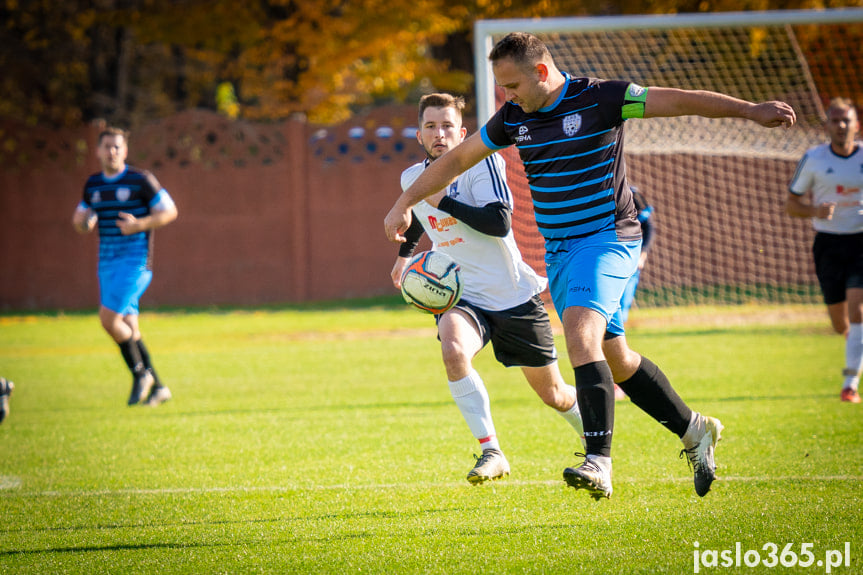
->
<box><xmin>448</xmin><ymin>181</ymin><xmax>460</xmax><ymax>199</ymax></box>
<box><xmin>563</xmin><ymin>113</ymin><xmax>582</xmax><ymax>137</ymax></box>
<box><xmin>116</xmin><ymin>187</ymin><xmax>131</xmax><ymax>202</ymax></box>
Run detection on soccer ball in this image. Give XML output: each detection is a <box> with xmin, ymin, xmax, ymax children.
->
<box><xmin>400</xmin><ymin>251</ymin><xmax>463</xmax><ymax>314</ymax></box>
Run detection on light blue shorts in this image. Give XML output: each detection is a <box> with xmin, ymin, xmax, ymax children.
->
<box><xmin>545</xmin><ymin>230</ymin><xmax>641</xmax><ymax>337</ymax></box>
<box><xmin>98</xmin><ymin>263</ymin><xmax>153</xmax><ymax>315</ymax></box>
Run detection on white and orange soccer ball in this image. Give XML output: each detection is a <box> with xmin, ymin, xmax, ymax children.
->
<box><xmin>400</xmin><ymin>251</ymin><xmax>463</xmax><ymax>314</ymax></box>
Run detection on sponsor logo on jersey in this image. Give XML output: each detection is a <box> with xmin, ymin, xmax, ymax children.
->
<box><xmin>428</xmin><ymin>215</ymin><xmax>458</xmax><ymax>232</ymax></box>
<box><xmin>628</xmin><ymin>83</ymin><xmax>646</xmax><ymax>97</ymax></box>
<box><xmin>563</xmin><ymin>113</ymin><xmax>582</xmax><ymax>137</ymax></box>
<box><xmin>116</xmin><ymin>187</ymin><xmax>131</xmax><ymax>202</ymax></box>
<box><xmin>438</xmin><ymin>237</ymin><xmax>464</xmax><ymax>248</ymax></box>
<box><xmin>515</xmin><ymin>124</ymin><xmax>532</xmax><ymax>143</ymax></box>
<box><xmin>836</xmin><ymin>185</ymin><xmax>861</xmax><ymax>195</ymax></box>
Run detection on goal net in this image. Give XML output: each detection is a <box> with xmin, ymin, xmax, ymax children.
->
<box><xmin>474</xmin><ymin>9</ymin><xmax>863</xmax><ymax>309</ymax></box>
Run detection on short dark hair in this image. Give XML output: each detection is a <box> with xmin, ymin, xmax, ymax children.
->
<box><xmin>418</xmin><ymin>93</ymin><xmax>465</xmax><ymax>125</ymax></box>
<box><xmin>98</xmin><ymin>127</ymin><xmax>128</xmax><ymax>144</ymax></box>
<box><xmin>488</xmin><ymin>32</ymin><xmax>551</xmax><ymax>67</ymax></box>
<box><xmin>827</xmin><ymin>97</ymin><xmax>857</xmax><ymax>118</ymax></box>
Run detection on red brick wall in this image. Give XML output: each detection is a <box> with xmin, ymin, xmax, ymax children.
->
<box><xmin>0</xmin><ymin>108</ymin><xmax>429</xmax><ymax>311</ymax></box>
<box><xmin>0</xmin><ymin>106</ymin><xmax>817</xmax><ymax>312</ymax></box>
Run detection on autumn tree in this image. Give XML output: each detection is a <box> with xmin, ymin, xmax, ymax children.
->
<box><xmin>0</xmin><ymin>0</ymin><xmax>859</xmax><ymax>127</ymax></box>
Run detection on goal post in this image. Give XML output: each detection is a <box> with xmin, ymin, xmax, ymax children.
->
<box><xmin>473</xmin><ymin>9</ymin><xmax>863</xmax><ymax>309</ymax></box>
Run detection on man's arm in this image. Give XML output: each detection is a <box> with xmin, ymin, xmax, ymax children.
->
<box><xmin>116</xmin><ymin>190</ymin><xmax>178</xmax><ymax>235</ymax></box>
<box><xmin>116</xmin><ymin>204</ymin><xmax>178</xmax><ymax>236</ymax></box>
<box><xmin>71</xmin><ymin>205</ymin><xmax>96</xmax><ymax>234</ymax></box>
<box><xmin>644</xmin><ymin>87</ymin><xmax>796</xmax><ymax>128</ymax></box>
<box><xmin>384</xmin><ymin>132</ymin><xmax>495</xmax><ymax>243</ymax></box>
<box><xmin>786</xmin><ymin>191</ymin><xmax>835</xmax><ymax>220</ymax></box>
<box><xmin>436</xmin><ymin>198</ymin><xmax>512</xmax><ymax>237</ymax></box>
<box><xmin>391</xmin><ymin>214</ymin><xmax>426</xmax><ymax>289</ymax></box>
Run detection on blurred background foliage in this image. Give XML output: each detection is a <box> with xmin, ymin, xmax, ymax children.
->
<box><xmin>1</xmin><ymin>0</ymin><xmax>860</xmax><ymax>127</ymax></box>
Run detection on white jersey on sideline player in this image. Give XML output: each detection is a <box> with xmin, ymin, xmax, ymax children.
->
<box><xmin>400</xmin><ymin>155</ymin><xmax>546</xmax><ymax>311</ymax></box>
<box><xmin>789</xmin><ymin>141</ymin><xmax>863</xmax><ymax>234</ymax></box>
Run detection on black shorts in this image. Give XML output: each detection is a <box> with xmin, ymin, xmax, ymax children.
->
<box><xmin>437</xmin><ymin>294</ymin><xmax>558</xmax><ymax>368</ymax></box>
<box><xmin>813</xmin><ymin>231</ymin><xmax>863</xmax><ymax>305</ymax></box>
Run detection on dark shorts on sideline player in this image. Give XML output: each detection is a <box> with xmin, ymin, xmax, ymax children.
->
<box><xmin>437</xmin><ymin>294</ymin><xmax>558</xmax><ymax>368</ymax></box>
<box><xmin>813</xmin><ymin>231</ymin><xmax>863</xmax><ymax>305</ymax></box>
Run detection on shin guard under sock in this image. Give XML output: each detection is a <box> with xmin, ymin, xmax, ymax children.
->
<box><xmin>617</xmin><ymin>356</ymin><xmax>691</xmax><ymax>437</ymax></box>
<box><xmin>118</xmin><ymin>338</ymin><xmax>146</xmax><ymax>378</ymax></box>
<box><xmin>136</xmin><ymin>339</ymin><xmax>162</xmax><ymax>386</ymax></box>
<box><xmin>573</xmin><ymin>361</ymin><xmax>614</xmax><ymax>457</ymax></box>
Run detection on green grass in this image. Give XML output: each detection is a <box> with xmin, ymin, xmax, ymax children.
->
<box><xmin>1</xmin><ymin>303</ymin><xmax>861</xmax><ymax>574</ymax></box>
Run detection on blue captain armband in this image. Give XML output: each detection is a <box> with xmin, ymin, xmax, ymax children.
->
<box><xmin>621</xmin><ymin>83</ymin><xmax>648</xmax><ymax>119</ymax></box>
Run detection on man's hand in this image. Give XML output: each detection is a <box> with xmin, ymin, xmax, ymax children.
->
<box><xmin>72</xmin><ymin>208</ymin><xmax>97</xmax><ymax>234</ymax></box>
<box><xmin>384</xmin><ymin>203</ymin><xmax>411</xmax><ymax>243</ymax></box>
<box><xmin>116</xmin><ymin>212</ymin><xmax>144</xmax><ymax>235</ymax></box>
<box><xmin>391</xmin><ymin>257</ymin><xmax>410</xmax><ymax>289</ymax></box>
<box><xmin>815</xmin><ymin>202</ymin><xmax>836</xmax><ymax>220</ymax></box>
<box><xmin>748</xmin><ymin>101</ymin><xmax>797</xmax><ymax>128</ymax></box>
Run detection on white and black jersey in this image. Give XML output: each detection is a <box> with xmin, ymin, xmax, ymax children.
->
<box><xmin>400</xmin><ymin>154</ymin><xmax>546</xmax><ymax>311</ymax></box>
<box><xmin>790</xmin><ymin>142</ymin><xmax>863</xmax><ymax>234</ymax></box>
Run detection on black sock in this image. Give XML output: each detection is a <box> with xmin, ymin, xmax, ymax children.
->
<box><xmin>617</xmin><ymin>356</ymin><xmax>692</xmax><ymax>437</ymax></box>
<box><xmin>573</xmin><ymin>361</ymin><xmax>615</xmax><ymax>457</ymax></box>
<box><xmin>136</xmin><ymin>339</ymin><xmax>162</xmax><ymax>387</ymax></box>
<box><xmin>118</xmin><ymin>338</ymin><xmax>146</xmax><ymax>377</ymax></box>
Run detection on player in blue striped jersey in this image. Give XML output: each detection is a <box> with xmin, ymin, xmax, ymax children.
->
<box><xmin>385</xmin><ymin>32</ymin><xmax>796</xmax><ymax>499</ymax></box>
<box><xmin>72</xmin><ymin>127</ymin><xmax>178</xmax><ymax>407</ymax></box>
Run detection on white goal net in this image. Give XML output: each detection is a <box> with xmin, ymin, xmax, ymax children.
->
<box><xmin>474</xmin><ymin>9</ymin><xmax>863</xmax><ymax>308</ymax></box>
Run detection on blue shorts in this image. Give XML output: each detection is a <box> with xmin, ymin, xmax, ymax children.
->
<box><xmin>619</xmin><ymin>268</ymin><xmax>641</xmax><ymax>325</ymax></box>
<box><xmin>98</xmin><ymin>263</ymin><xmax>152</xmax><ymax>315</ymax></box>
<box><xmin>545</xmin><ymin>230</ymin><xmax>641</xmax><ymax>337</ymax></box>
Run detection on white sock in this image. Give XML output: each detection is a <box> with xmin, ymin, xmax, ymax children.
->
<box><xmin>556</xmin><ymin>384</ymin><xmax>585</xmax><ymax>448</ymax></box>
<box><xmin>449</xmin><ymin>370</ymin><xmax>499</xmax><ymax>451</ymax></box>
<box><xmin>844</xmin><ymin>323</ymin><xmax>863</xmax><ymax>391</ymax></box>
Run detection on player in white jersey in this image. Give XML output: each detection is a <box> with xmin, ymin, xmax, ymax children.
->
<box><xmin>391</xmin><ymin>93</ymin><xmax>584</xmax><ymax>484</ymax></box>
<box><xmin>788</xmin><ymin>98</ymin><xmax>863</xmax><ymax>403</ymax></box>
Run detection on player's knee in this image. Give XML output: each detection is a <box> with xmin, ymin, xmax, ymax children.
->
<box><xmin>440</xmin><ymin>339</ymin><xmax>470</xmax><ymax>372</ymax></box>
<box><xmin>98</xmin><ymin>312</ymin><xmax>116</xmax><ymax>333</ymax></box>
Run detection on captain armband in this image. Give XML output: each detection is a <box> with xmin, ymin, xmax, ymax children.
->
<box><xmin>621</xmin><ymin>83</ymin><xmax>648</xmax><ymax>119</ymax></box>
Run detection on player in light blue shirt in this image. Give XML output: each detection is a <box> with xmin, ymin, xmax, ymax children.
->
<box><xmin>72</xmin><ymin>127</ymin><xmax>178</xmax><ymax>407</ymax></box>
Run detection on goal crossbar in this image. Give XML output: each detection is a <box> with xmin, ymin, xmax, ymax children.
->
<box><xmin>474</xmin><ymin>8</ymin><xmax>863</xmax><ymax>123</ymax></box>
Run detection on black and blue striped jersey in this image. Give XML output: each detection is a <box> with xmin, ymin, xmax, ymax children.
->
<box><xmin>481</xmin><ymin>74</ymin><xmax>646</xmax><ymax>251</ymax></box>
<box><xmin>80</xmin><ymin>166</ymin><xmax>163</xmax><ymax>269</ymax></box>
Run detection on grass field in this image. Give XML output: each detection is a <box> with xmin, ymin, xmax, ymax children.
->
<box><xmin>0</xmin><ymin>301</ymin><xmax>860</xmax><ymax>574</ymax></box>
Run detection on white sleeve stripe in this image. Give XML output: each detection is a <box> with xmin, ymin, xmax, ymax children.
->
<box><xmin>150</xmin><ymin>189</ymin><xmax>176</xmax><ymax>211</ymax></box>
<box><xmin>484</xmin><ymin>156</ymin><xmax>512</xmax><ymax>206</ymax></box>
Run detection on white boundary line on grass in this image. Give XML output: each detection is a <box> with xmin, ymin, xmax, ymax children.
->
<box><xmin>3</xmin><ymin>475</ymin><xmax>860</xmax><ymax>497</ymax></box>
